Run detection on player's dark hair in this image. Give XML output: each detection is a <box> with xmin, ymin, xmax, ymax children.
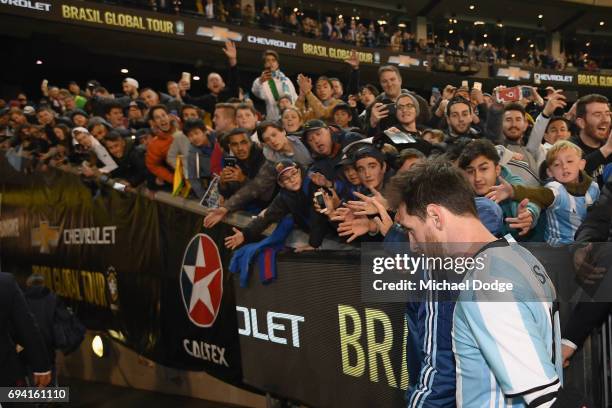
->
<box><xmin>386</xmin><ymin>159</ymin><xmax>478</xmax><ymax>220</ymax></box>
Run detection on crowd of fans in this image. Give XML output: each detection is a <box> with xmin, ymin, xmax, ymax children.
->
<box><xmin>1</xmin><ymin>40</ymin><xmax>611</xmax><ymax>252</ymax></box>
<box><xmin>2</xmin><ymin>33</ymin><xmax>612</xmax><ymax>405</ymax></box>
<box><xmin>99</xmin><ymin>0</ymin><xmax>605</xmax><ymax>70</ymax></box>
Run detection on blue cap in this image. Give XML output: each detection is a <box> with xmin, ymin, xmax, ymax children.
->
<box><xmin>475</xmin><ymin>197</ymin><xmax>504</xmax><ymax>236</ymax></box>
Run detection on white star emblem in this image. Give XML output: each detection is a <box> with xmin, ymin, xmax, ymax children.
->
<box><xmin>183</xmin><ymin>238</ymin><xmax>221</xmax><ymax>316</ymax></box>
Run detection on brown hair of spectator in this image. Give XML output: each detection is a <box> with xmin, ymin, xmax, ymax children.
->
<box><xmin>377</xmin><ymin>65</ymin><xmax>401</xmax><ymax>79</ymax></box>
<box><xmin>52</xmin><ymin>123</ymin><xmax>72</xmax><ymax>146</ymax></box>
<box><xmin>360</xmin><ymin>84</ymin><xmax>380</xmax><ymax>97</ymax></box>
<box><xmin>385</xmin><ymin>160</ymin><xmax>478</xmax><ymax>220</ymax></box>
<box><xmin>281</xmin><ymin>106</ymin><xmax>302</xmax><ymax>120</ymax></box>
<box><xmin>256</xmin><ymin>120</ymin><xmax>284</xmax><ymax>144</ymax></box>
<box><xmin>445</xmin><ymin>96</ymin><xmax>472</xmax><ymax>116</ymax></box>
<box><xmin>215</xmin><ymin>102</ymin><xmax>237</xmax><ymax>118</ymax></box>
<box><xmin>503</xmin><ymin>102</ymin><xmax>526</xmax><ymax>116</ymax></box>
<box><xmin>105</xmin><ymin>101</ymin><xmax>123</xmax><ymax>115</ymax></box>
<box><xmin>262</xmin><ymin>49</ymin><xmax>279</xmax><ymax>63</ymax></box>
<box><xmin>103</xmin><ymin>131</ymin><xmax>123</xmax><ymax>143</ymax></box>
<box><xmin>576</xmin><ymin>94</ymin><xmax>609</xmax><ymax>119</ymax></box>
<box><xmin>58</xmin><ymin>89</ymin><xmax>72</xmax><ymax>99</ymax></box>
<box><xmin>180</xmin><ymin>104</ymin><xmax>202</xmax><ymax>118</ymax></box>
<box><xmin>422</xmin><ymin>129</ymin><xmax>445</xmax><ymax>144</ymax></box>
<box><xmin>226</xmin><ymin>97</ymin><xmax>242</xmax><ymax>104</ymax></box>
<box><xmin>398</xmin><ymin>148</ymin><xmax>426</xmax><ymax>167</ymax></box>
<box><xmin>457</xmin><ymin>139</ymin><xmax>501</xmax><ymax>169</ymax></box>
<box><xmin>36</xmin><ymin>106</ymin><xmax>54</xmax><ymax>114</ymax></box>
<box><xmin>236</xmin><ymin>103</ymin><xmax>257</xmax><ymax>116</ymax></box>
<box><xmin>220</xmin><ymin>127</ymin><xmax>250</xmax><ymax>152</ymax></box>
<box><xmin>316</xmin><ymin>76</ymin><xmax>334</xmax><ymax>88</ymax></box>
<box><xmin>9</xmin><ymin>107</ymin><xmax>24</xmax><ymax>116</ymax></box>
<box><xmin>147</xmin><ymin>104</ymin><xmax>168</xmax><ymax>122</ymax></box>
<box><xmin>93</xmin><ymin>86</ymin><xmax>109</xmax><ymax>95</ymax></box>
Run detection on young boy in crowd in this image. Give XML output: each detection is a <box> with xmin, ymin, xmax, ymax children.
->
<box><xmin>183</xmin><ymin>118</ymin><xmax>223</xmax><ymax>198</ymax></box>
<box><xmin>458</xmin><ymin>139</ymin><xmax>542</xmax><ymax>239</ymax></box>
<box><xmin>224</xmin><ymin>159</ymin><xmax>331</xmax><ymax>252</ymax></box>
<box><xmin>488</xmin><ymin>140</ymin><xmax>600</xmax><ymax>245</ymax></box>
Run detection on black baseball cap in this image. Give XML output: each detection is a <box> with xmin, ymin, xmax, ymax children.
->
<box><xmin>336</xmin><ymin>138</ymin><xmax>374</xmax><ymax>167</ymax></box>
<box><xmin>352</xmin><ymin>145</ymin><xmax>385</xmax><ymax>165</ymax></box>
<box><xmin>69</xmin><ymin>109</ymin><xmax>88</xmax><ymax>120</ymax></box>
<box><xmin>301</xmin><ymin>119</ymin><xmax>328</xmax><ymax>141</ymax></box>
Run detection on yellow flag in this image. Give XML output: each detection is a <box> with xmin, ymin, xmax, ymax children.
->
<box><xmin>172</xmin><ymin>155</ymin><xmax>191</xmax><ymax>197</ymax></box>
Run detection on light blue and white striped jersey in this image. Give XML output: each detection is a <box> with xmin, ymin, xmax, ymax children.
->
<box><xmin>452</xmin><ymin>236</ymin><xmax>562</xmax><ymax>407</ymax></box>
<box><xmin>544</xmin><ymin>180</ymin><xmax>599</xmax><ymax>245</ymax></box>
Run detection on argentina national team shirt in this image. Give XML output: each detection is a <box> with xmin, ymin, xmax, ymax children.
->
<box><xmin>452</xmin><ymin>236</ymin><xmax>562</xmax><ymax>408</ymax></box>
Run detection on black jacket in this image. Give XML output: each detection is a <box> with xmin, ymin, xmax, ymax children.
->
<box><xmin>374</xmin><ymin>124</ymin><xmax>433</xmax><ymax>156</ymax></box>
<box><xmin>570</xmin><ymin>135</ymin><xmax>612</xmax><ymax>185</ymax></box>
<box><xmin>0</xmin><ymin>273</ymin><xmax>50</xmax><ymax>385</ymax></box>
<box><xmin>183</xmin><ymin>65</ymin><xmax>240</xmax><ymax>114</ymax></box>
<box><xmin>219</xmin><ymin>144</ymin><xmax>266</xmax><ymax>199</ymax></box>
<box><xmin>308</xmin><ymin>130</ymin><xmax>363</xmax><ymax>181</ymax></box>
<box><xmin>242</xmin><ymin>177</ymin><xmax>331</xmax><ymax>248</ymax></box>
<box><xmin>563</xmin><ymin>182</ymin><xmax>612</xmax><ymax>349</ymax></box>
<box><xmin>575</xmin><ymin>180</ymin><xmax>612</xmax><ymax>243</ymax></box>
<box><xmin>109</xmin><ymin>141</ymin><xmax>149</xmax><ymax>187</ymax></box>
<box><xmin>24</xmin><ymin>286</ymin><xmax>58</xmax><ymax>365</ymax></box>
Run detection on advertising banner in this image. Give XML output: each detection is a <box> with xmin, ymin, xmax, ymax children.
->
<box><xmin>234</xmin><ymin>251</ymin><xmax>408</xmax><ymax>408</ymax></box>
<box><xmin>0</xmin><ymin>155</ymin><xmax>242</xmax><ymax>384</ymax></box>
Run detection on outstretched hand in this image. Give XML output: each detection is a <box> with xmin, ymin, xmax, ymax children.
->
<box><xmin>224</xmin><ymin>227</ymin><xmax>244</xmax><ymax>249</ymax></box>
<box><xmin>203</xmin><ymin>207</ymin><xmax>229</xmax><ymax>228</ymax></box>
<box><xmin>505</xmin><ymin>198</ymin><xmax>532</xmax><ymax>236</ymax></box>
<box><xmin>346</xmin><ymin>50</ymin><xmax>360</xmax><ymax>69</ymax></box>
<box><xmin>485</xmin><ymin>178</ymin><xmax>514</xmax><ymax>203</ymax></box>
<box><xmin>223</xmin><ymin>41</ymin><xmax>237</xmax><ymax>66</ymax></box>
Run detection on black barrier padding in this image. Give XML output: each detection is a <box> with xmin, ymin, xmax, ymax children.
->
<box><xmin>0</xmin><ymin>154</ymin><xmax>243</xmax><ymax>386</ymax></box>
<box><xmin>235</xmin><ymin>254</ymin><xmax>408</xmax><ymax>408</ymax></box>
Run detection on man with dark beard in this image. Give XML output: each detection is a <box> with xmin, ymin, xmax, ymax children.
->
<box><xmin>500</xmin><ymin>103</ymin><xmax>538</xmax><ymax>173</ymax></box>
<box><xmin>570</xmin><ymin>94</ymin><xmax>612</xmax><ymax>184</ymax></box>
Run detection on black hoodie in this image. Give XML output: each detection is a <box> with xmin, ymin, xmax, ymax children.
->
<box><xmin>24</xmin><ymin>286</ymin><xmax>57</xmax><ymax>364</ymax></box>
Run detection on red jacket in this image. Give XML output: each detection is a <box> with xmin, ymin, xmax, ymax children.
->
<box><xmin>145</xmin><ymin>130</ymin><xmax>174</xmax><ymax>183</ymax></box>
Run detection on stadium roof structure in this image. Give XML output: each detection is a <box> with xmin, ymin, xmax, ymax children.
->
<box><xmin>314</xmin><ymin>0</ymin><xmax>612</xmax><ymax>35</ymax></box>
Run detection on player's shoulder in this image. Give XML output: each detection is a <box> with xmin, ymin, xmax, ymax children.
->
<box><xmin>470</xmin><ymin>237</ymin><xmax>554</xmax><ymax>301</ymax></box>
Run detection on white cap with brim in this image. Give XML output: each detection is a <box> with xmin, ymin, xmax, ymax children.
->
<box><xmin>124</xmin><ymin>77</ymin><xmax>139</xmax><ymax>89</ymax></box>
<box><xmin>71</xmin><ymin>127</ymin><xmax>90</xmax><ymax>144</ymax></box>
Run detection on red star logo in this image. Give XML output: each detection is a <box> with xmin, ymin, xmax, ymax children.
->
<box><xmin>181</xmin><ymin>234</ymin><xmax>223</xmax><ymax>327</ymax></box>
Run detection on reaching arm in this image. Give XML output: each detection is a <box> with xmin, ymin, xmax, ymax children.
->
<box><xmin>242</xmin><ymin>195</ymin><xmax>289</xmax><ymax>242</ymax></box>
<box><xmin>512</xmin><ymin>184</ymin><xmax>555</xmax><ymax>209</ymax></box>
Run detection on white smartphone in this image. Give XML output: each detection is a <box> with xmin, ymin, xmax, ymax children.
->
<box><xmin>112</xmin><ymin>182</ymin><xmax>127</xmax><ymax>192</ymax></box>
<box><xmin>314</xmin><ymin>191</ymin><xmax>328</xmax><ymax>214</ymax></box>
<box><xmin>461</xmin><ymin>80</ymin><xmax>469</xmax><ymax>88</ymax></box>
<box><xmin>473</xmin><ymin>82</ymin><xmax>482</xmax><ymax>91</ymax></box>
<box><xmin>181</xmin><ymin>72</ymin><xmax>191</xmax><ymax>85</ymax></box>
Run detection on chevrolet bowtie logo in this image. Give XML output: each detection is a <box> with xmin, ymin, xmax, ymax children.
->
<box><xmin>388</xmin><ymin>55</ymin><xmax>421</xmax><ymax>67</ymax></box>
<box><xmin>196</xmin><ymin>26</ymin><xmax>242</xmax><ymax>42</ymax></box>
<box><xmin>31</xmin><ymin>221</ymin><xmax>60</xmax><ymax>254</ymax></box>
<box><xmin>497</xmin><ymin>66</ymin><xmax>531</xmax><ymax>81</ymax></box>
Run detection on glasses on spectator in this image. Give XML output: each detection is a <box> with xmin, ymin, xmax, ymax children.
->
<box><xmin>17</xmin><ymin>98</ymin><xmax>27</xmax><ymax>102</ymax></box>
<box><xmin>280</xmin><ymin>169</ymin><xmax>299</xmax><ymax>184</ymax></box>
<box><xmin>396</xmin><ymin>103</ymin><xmax>416</xmax><ymax>111</ymax></box>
